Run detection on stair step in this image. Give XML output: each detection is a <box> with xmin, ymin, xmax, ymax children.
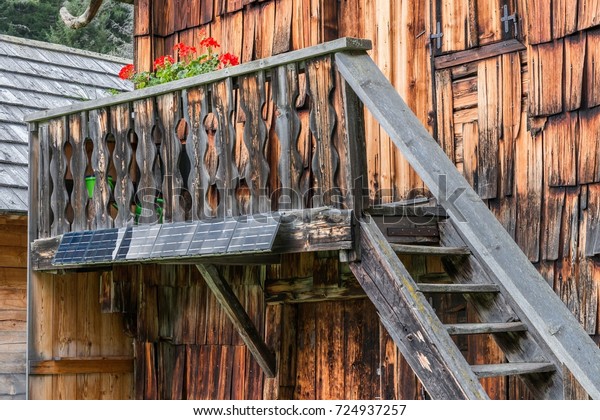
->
<box><xmin>390</xmin><ymin>243</ymin><xmax>470</xmax><ymax>256</ymax></box>
<box><xmin>445</xmin><ymin>322</ymin><xmax>527</xmax><ymax>335</ymax></box>
<box><xmin>419</xmin><ymin>284</ymin><xmax>500</xmax><ymax>293</ymax></box>
<box><xmin>471</xmin><ymin>362</ymin><xmax>556</xmax><ymax>378</ymax></box>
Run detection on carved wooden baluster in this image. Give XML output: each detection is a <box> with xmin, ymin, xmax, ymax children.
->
<box><xmin>111</xmin><ymin>103</ymin><xmax>135</xmax><ymax>227</ymax></box>
<box><xmin>157</xmin><ymin>92</ymin><xmax>185</xmax><ymax>223</ymax></box>
<box><xmin>212</xmin><ymin>78</ymin><xmax>239</xmax><ymax>218</ymax></box>
<box><xmin>273</xmin><ymin>64</ymin><xmax>303</xmax><ymax>210</ymax></box>
<box><xmin>49</xmin><ymin>117</ymin><xmax>70</xmax><ymax>236</ymax></box>
<box><xmin>134</xmin><ymin>98</ymin><xmax>159</xmax><ymax>224</ymax></box>
<box><xmin>38</xmin><ymin>124</ymin><xmax>51</xmax><ymax>238</ymax></box>
<box><xmin>186</xmin><ymin>87</ymin><xmax>209</xmax><ymax>221</ymax></box>
<box><xmin>307</xmin><ymin>56</ymin><xmax>340</xmax><ymax>208</ymax></box>
<box><xmin>239</xmin><ymin>71</ymin><xmax>271</xmax><ymax>214</ymax></box>
<box><xmin>89</xmin><ymin>108</ymin><xmax>112</xmax><ymax>229</ymax></box>
<box><xmin>68</xmin><ymin>112</ymin><xmax>88</xmax><ymax>231</ymax></box>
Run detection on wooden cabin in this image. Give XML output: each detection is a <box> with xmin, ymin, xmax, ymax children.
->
<box><xmin>23</xmin><ymin>1</ymin><xmax>600</xmax><ymax>399</ymax></box>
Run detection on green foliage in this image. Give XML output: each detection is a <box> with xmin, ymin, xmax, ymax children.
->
<box><xmin>0</xmin><ymin>0</ymin><xmax>133</xmax><ymax>58</ymax></box>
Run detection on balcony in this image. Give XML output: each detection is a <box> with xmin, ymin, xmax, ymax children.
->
<box><xmin>26</xmin><ymin>38</ymin><xmax>372</xmax><ymax>270</ymax></box>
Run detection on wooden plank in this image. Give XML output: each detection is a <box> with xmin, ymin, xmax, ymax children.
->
<box><xmin>578</xmin><ymin>107</ymin><xmax>600</xmax><ymax>184</ymax></box>
<box><xmin>445</xmin><ymin>322</ymin><xmax>527</xmax><ymax>335</ymax></box>
<box><xmin>185</xmin><ymin>87</ymin><xmax>209</xmax><ymax>220</ymax></box>
<box><xmin>585</xmin><ymin>29</ymin><xmax>600</xmax><ymax>108</ymax></box>
<box><xmin>134</xmin><ymin>98</ymin><xmax>159</xmax><ymax>224</ymax></box>
<box><xmin>273</xmin><ymin>0</ymin><xmax>293</xmax><ymax>55</ymax></box>
<box><xmin>418</xmin><ymin>284</ymin><xmax>500</xmax><ymax>293</ymax></box>
<box><xmin>477</xmin><ymin>57</ymin><xmax>501</xmax><ymax>200</ymax></box>
<box><xmin>544</xmin><ymin>113</ymin><xmax>577</xmax><ymax>187</ymax></box>
<box><xmin>68</xmin><ymin>112</ymin><xmax>88</xmax><ymax>231</ymax></box>
<box><xmin>515</xmin><ymin>112</ymin><xmax>542</xmax><ymax>262</ymax></box>
<box><xmin>315</xmin><ymin>301</ymin><xmax>344</xmax><ymax>399</ymax></box>
<box><xmin>435</xmin><ymin>70</ymin><xmax>455</xmax><ymax>162</ymax></box>
<box><xmin>200</xmin><ymin>0</ymin><xmax>214</xmax><ymax>24</ymax></box>
<box><xmin>30</xmin><ymin>358</ymin><xmax>134</xmax><ymax>375</ymax></box>
<box><xmin>525</xmin><ymin>0</ymin><xmax>553</xmax><ymax>44</ymax></box>
<box><xmin>0</xmin><ymin>289</ymin><xmax>26</xmax><ymax>310</ymax></box>
<box><xmin>307</xmin><ymin>56</ymin><xmax>339</xmax><ymax>207</ymax></box>
<box><xmin>157</xmin><ymin>92</ymin><xmax>186</xmax><ymax>223</ymax></box>
<box><xmin>435</xmin><ymin>39</ymin><xmax>525</xmax><ymax>70</ymax></box>
<box><xmin>273</xmin><ymin>64</ymin><xmax>303</xmax><ymax>210</ymax></box>
<box><xmin>500</xmin><ymin>52</ymin><xmax>521</xmax><ymax>197</ymax></box>
<box><xmin>577</xmin><ymin>0</ymin><xmax>600</xmax><ymax>31</ymax></box>
<box><xmin>239</xmin><ymin>72</ymin><xmax>270</xmax><ymax>213</ymax></box>
<box><xmin>0</xmin><ymin>310</ymin><xmax>26</xmax><ymax>331</ymax></box>
<box><xmin>111</xmin><ymin>103</ymin><xmax>135</xmax><ymax>227</ymax></box>
<box><xmin>89</xmin><ymin>108</ymin><xmax>112</xmax><ymax>229</ymax></box>
<box><xmin>349</xmin><ymin>217</ymin><xmax>489</xmax><ymax>400</ymax></box>
<box><xmin>564</xmin><ymin>33</ymin><xmax>586</xmax><ymax>111</ymax></box>
<box><xmin>542</xmin><ymin>187</ymin><xmax>566</xmax><ymax>261</ymax></box>
<box><xmin>212</xmin><ymin>78</ymin><xmax>239</xmax><ymax>217</ymax></box>
<box><xmin>471</xmin><ymin>362</ymin><xmax>555</xmax><ymax>378</ymax></box>
<box><xmin>390</xmin><ymin>244</ymin><xmax>470</xmax><ymax>256</ymax></box>
<box><xmin>335</xmin><ymin>51</ymin><xmax>600</xmax><ymax>397</ymax></box>
<box><xmin>196</xmin><ymin>264</ymin><xmax>276</xmax><ymax>377</ymax></box>
<box><xmin>49</xmin><ymin>118</ymin><xmax>70</xmax><ymax>236</ymax></box>
<box><xmin>553</xmin><ymin>0</ymin><xmax>578</xmax><ymax>38</ymax></box>
<box><xmin>529</xmin><ymin>41</ymin><xmax>564</xmax><ymax>117</ymax></box>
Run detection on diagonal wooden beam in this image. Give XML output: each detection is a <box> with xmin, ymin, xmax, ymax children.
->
<box><xmin>195</xmin><ymin>264</ymin><xmax>276</xmax><ymax>377</ymax></box>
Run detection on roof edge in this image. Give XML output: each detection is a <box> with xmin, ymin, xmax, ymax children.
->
<box><xmin>0</xmin><ymin>34</ymin><xmax>131</xmax><ymax>65</ymax></box>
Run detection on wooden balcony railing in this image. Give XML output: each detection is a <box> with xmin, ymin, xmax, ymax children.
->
<box><xmin>26</xmin><ymin>38</ymin><xmax>371</xmax><ymax>241</ymax></box>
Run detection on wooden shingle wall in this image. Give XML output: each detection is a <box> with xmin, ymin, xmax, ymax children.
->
<box><xmin>431</xmin><ymin>0</ymin><xmax>600</xmax><ymax>359</ymax></box>
<box><xmin>521</xmin><ymin>0</ymin><xmax>600</xmax><ymax>338</ymax></box>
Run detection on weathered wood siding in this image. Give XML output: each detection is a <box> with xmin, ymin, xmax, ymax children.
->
<box><xmin>28</xmin><ymin>269</ymin><xmax>134</xmax><ymax>399</ymax></box>
<box><xmin>0</xmin><ymin>216</ymin><xmax>27</xmax><ymax>400</ymax></box>
<box><xmin>105</xmin><ymin>253</ymin><xmax>486</xmax><ymax>399</ymax></box>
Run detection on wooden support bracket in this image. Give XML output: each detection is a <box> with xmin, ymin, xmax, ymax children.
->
<box><xmin>196</xmin><ymin>264</ymin><xmax>277</xmax><ymax>378</ymax></box>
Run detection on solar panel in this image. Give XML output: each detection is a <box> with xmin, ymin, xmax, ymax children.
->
<box><xmin>123</xmin><ymin>224</ymin><xmax>162</xmax><ymax>260</ymax></box>
<box><xmin>187</xmin><ymin>219</ymin><xmax>237</xmax><ymax>256</ymax></box>
<box><xmin>52</xmin><ymin>213</ymin><xmax>282</xmax><ymax>267</ymax></box>
<box><xmin>149</xmin><ymin>222</ymin><xmax>197</xmax><ymax>258</ymax></box>
<box><xmin>53</xmin><ymin>230</ymin><xmax>94</xmax><ymax>265</ymax></box>
<box><xmin>83</xmin><ymin>229</ymin><xmax>119</xmax><ymax>264</ymax></box>
<box><xmin>228</xmin><ymin>214</ymin><xmax>280</xmax><ymax>253</ymax></box>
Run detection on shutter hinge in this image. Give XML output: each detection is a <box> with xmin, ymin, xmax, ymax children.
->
<box><xmin>501</xmin><ymin>4</ymin><xmax>518</xmax><ymax>36</ymax></box>
<box><xmin>430</xmin><ymin>21</ymin><xmax>443</xmax><ymax>49</ymax></box>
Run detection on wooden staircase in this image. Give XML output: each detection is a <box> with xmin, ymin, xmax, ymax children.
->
<box><xmin>350</xmin><ymin>216</ymin><xmax>562</xmax><ymax>399</ymax></box>
<box><xmin>335</xmin><ymin>48</ymin><xmax>600</xmax><ymax>399</ymax></box>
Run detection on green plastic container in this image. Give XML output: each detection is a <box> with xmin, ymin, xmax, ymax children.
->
<box><xmin>135</xmin><ymin>197</ymin><xmax>164</xmax><ymax>224</ymax></box>
<box><xmin>85</xmin><ymin>175</ymin><xmax>114</xmax><ymax>198</ymax></box>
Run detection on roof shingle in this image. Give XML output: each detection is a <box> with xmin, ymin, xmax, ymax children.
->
<box><xmin>0</xmin><ymin>34</ymin><xmax>133</xmax><ymax>213</ymax></box>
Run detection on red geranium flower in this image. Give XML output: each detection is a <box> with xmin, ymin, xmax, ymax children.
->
<box><xmin>174</xmin><ymin>42</ymin><xmax>197</xmax><ymax>60</ymax></box>
<box><xmin>153</xmin><ymin>55</ymin><xmax>175</xmax><ymax>70</ymax></box>
<box><xmin>200</xmin><ymin>37</ymin><xmax>220</xmax><ymax>49</ymax></box>
<box><xmin>218</xmin><ymin>53</ymin><xmax>239</xmax><ymax>68</ymax></box>
<box><xmin>118</xmin><ymin>64</ymin><xmax>135</xmax><ymax>80</ymax></box>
